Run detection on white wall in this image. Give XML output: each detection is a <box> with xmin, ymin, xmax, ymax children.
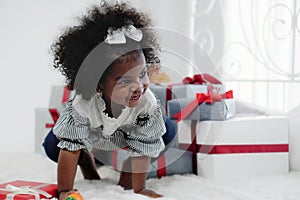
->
<box><xmin>0</xmin><ymin>0</ymin><xmax>195</xmax><ymax>153</ymax></box>
<box><xmin>132</xmin><ymin>0</ymin><xmax>197</xmax><ymax>81</ymax></box>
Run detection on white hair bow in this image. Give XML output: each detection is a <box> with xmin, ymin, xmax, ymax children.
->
<box><xmin>104</xmin><ymin>25</ymin><xmax>143</xmax><ymax>44</ymax></box>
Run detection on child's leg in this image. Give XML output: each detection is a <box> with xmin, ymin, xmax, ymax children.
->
<box><xmin>42</xmin><ymin>129</ymin><xmax>60</xmax><ymax>162</ymax></box>
<box><xmin>131</xmin><ymin>156</ymin><xmax>163</xmax><ymax>198</ymax></box>
<box><xmin>162</xmin><ymin>116</ymin><xmax>176</xmax><ymax>146</ymax></box>
<box><xmin>78</xmin><ymin>149</ymin><xmax>101</xmax><ymax>180</ymax></box>
<box><xmin>118</xmin><ymin>158</ymin><xmax>133</xmax><ymax>189</ymax></box>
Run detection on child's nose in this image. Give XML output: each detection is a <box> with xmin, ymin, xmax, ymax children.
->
<box><xmin>130</xmin><ymin>80</ymin><xmax>142</xmax><ymax>92</ymax></box>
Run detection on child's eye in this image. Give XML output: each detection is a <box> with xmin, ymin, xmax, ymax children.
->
<box><xmin>117</xmin><ymin>79</ymin><xmax>130</xmax><ymax>85</ymax></box>
<box><xmin>139</xmin><ymin>70</ymin><xmax>147</xmax><ymax>78</ymax></box>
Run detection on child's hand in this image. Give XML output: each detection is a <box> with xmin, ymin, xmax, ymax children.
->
<box><xmin>59</xmin><ymin>189</ymin><xmax>83</xmax><ymax>200</ymax></box>
<box><xmin>136</xmin><ymin>188</ymin><xmax>163</xmax><ymax>198</ymax></box>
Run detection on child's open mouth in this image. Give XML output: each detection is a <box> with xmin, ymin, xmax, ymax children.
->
<box><xmin>130</xmin><ymin>93</ymin><xmax>141</xmax><ymax>101</ymax></box>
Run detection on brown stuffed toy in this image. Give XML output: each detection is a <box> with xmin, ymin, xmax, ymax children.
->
<box><xmin>148</xmin><ymin>64</ymin><xmax>171</xmax><ymax>84</ymax></box>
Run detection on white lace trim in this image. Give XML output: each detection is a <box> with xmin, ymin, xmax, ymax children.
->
<box><xmin>73</xmin><ymin>89</ymin><xmax>158</xmax><ymax>136</ymax></box>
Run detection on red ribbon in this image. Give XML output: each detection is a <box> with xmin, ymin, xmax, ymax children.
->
<box><xmin>160</xmin><ymin>83</ymin><xmax>183</xmax><ymax>113</ymax></box>
<box><xmin>172</xmin><ymin>90</ymin><xmax>233</xmax><ymax>123</ymax></box>
<box><xmin>45</xmin><ymin>109</ymin><xmax>59</xmax><ymax>128</ymax></box>
<box><xmin>177</xmin><ymin>121</ymin><xmax>200</xmax><ymax>175</ymax></box>
<box><xmin>113</xmin><ymin>150</ymin><xmax>118</xmax><ymax>170</ymax></box>
<box><xmin>157</xmin><ymin>155</ymin><xmax>166</xmax><ymax>178</ymax></box>
<box><xmin>45</xmin><ymin>86</ymin><xmax>71</xmax><ymax>128</ymax></box>
<box><xmin>166</xmin><ymin>85</ymin><xmax>173</xmax><ymax>113</ymax></box>
<box><xmin>197</xmin><ymin>144</ymin><xmax>289</xmax><ymax>154</ymax></box>
<box><xmin>61</xmin><ymin>86</ymin><xmax>71</xmax><ymax>104</ymax></box>
<box><xmin>154</xmin><ymin>74</ymin><xmax>220</xmax><ymax>113</ymax></box>
<box><xmin>112</xmin><ymin>147</ymin><xmax>129</xmax><ymax>170</ymax></box>
<box><xmin>183</xmin><ymin>73</ymin><xmax>222</xmax><ymax>85</ymax></box>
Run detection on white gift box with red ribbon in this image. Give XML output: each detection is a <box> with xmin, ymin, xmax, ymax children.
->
<box><xmin>149</xmin><ymin>84</ymin><xmax>205</xmax><ymax>114</ymax></box>
<box><xmin>34</xmin><ymin>86</ymin><xmax>73</xmax><ymax>154</ymax></box>
<box><xmin>177</xmin><ymin>116</ymin><xmax>289</xmax><ymax>177</ymax></box>
<box><xmin>92</xmin><ymin>147</ymin><xmax>193</xmax><ymax>178</ymax></box>
<box><xmin>197</xmin><ymin>116</ymin><xmax>289</xmax><ymax>178</ymax></box>
<box><xmin>176</xmin><ymin>120</ymin><xmax>199</xmax><ymax>174</ymax></box>
<box><xmin>34</xmin><ymin>108</ymin><xmax>53</xmax><ymax>154</ymax></box>
<box><xmin>34</xmin><ymin>107</ymin><xmax>62</xmax><ymax>154</ymax></box>
<box><xmin>168</xmin><ymin>90</ymin><xmax>235</xmax><ymax>122</ymax></box>
<box><xmin>49</xmin><ymin>85</ymin><xmax>74</xmax><ymax>111</ymax></box>
<box><xmin>149</xmin><ymin>83</ymin><xmax>225</xmax><ymax>115</ymax></box>
<box><xmin>287</xmin><ymin>107</ymin><xmax>300</xmax><ymax>171</ymax></box>
<box><xmin>149</xmin><ymin>74</ymin><xmax>225</xmax><ymax>115</ymax></box>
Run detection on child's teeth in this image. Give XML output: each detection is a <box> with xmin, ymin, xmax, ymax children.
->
<box><xmin>131</xmin><ymin>94</ymin><xmax>139</xmax><ymax>100</ymax></box>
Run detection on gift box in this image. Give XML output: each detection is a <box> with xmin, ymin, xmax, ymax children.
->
<box><xmin>287</xmin><ymin>107</ymin><xmax>300</xmax><ymax>171</ymax></box>
<box><xmin>49</xmin><ymin>85</ymin><xmax>74</xmax><ymax>111</ymax></box>
<box><xmin>0</xmin><ymin>180</ymin><xmax>57</xmax><ymax>200</ymax></box>
<box><xmin>149</xmin><ymin>84</ymin><xmax>188</xmax><ymax>105</ymax></box>
<box><xmin>196</xmin><ymin>116</ymin><xmax>289</xmax><ymax>178</ymax></box>
<box><xmin>34</xmin><ymin>108</ymin><xmax>56</xmax><ymax>154</ymax></box>
<box><xmin>35</xmin><ymin>86</ymin><xmax>73</xmax><ymax>154</ymax></box>
<box><xmin>147</xmin><ymin>148</ymin><xmax>193</xmax><ymax>178</ymax></box>
<box><xmin>168</xmin><ymin>97</ymin><xmax>235</xmax><ymax>121</ymax></box>
<box><xmin>149</xmin><ymin>83</ymin><xmax>224</xmax><ymax>114</ymax></box>
<box><xmin>176</xmin><ymin>120</ymin><xmax>198</xmax><ymax>151</ymax></box>
<box><xmin>169</xmin><ymin>90</ymin><xmax>234</xmax><ymax>122</ymax></box>
<box><xmin>92</xmin><ymin>147</ymin><xmax>193</xmax><ymax>178</ymax></box>
<box><xmin>176</xmin><ymin>120</ymin><xmax>199</xmax><ymax>173</ymax></box>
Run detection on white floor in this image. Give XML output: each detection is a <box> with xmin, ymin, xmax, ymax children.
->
<box><xmin>1</xmin><ymin>153</ymin><xmax>300</xmax><ymax>200</ymax></box>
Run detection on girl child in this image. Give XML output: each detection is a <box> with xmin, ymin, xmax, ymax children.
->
<box><xmin>43</xmin><ymin>1</ymin><xmax>176</xmax><ymax>199</ymax></box>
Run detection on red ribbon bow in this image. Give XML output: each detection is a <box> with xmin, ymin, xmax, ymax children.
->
<box><xmin>172</xmin><ymin>90</ymin><xmax>233</xmax><ymax>123</ymax></box>
<box><xmin>182</xmin><ymin>73</ymin><xmax>222</xmax><ymax>85</ymax></box>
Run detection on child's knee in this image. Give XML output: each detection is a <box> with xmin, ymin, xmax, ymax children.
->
<box><xmin>42</xmin><ymin>129</ymin><xmax>60</xmax><ymax>163</ymax></box>
<box><xmin>162</xmin><ymin>117</ymin><xmax>176</xmax><ymax>145</ymax></box>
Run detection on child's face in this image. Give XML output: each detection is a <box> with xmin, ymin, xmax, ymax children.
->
<box><xmin>101</xmin><ymin>52</ymin><xmax>149</xmax><ymax>109</ymax></box>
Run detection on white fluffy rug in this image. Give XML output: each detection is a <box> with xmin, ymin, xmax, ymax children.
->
<box><xmin>1</xmin><ymin>153</ymin><xmax>300</xmax><ymax>200</ymax></box>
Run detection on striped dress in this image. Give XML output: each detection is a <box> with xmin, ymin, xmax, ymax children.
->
<box><xmin>53</xmin><ymin>89</ymin><xmax>166</xmax><ymax>158</ymax></box>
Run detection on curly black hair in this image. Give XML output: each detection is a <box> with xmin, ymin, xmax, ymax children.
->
<box><xmin>51</xmin><ymin>1</ymin><xmax>160</xmax><ymax>100</ymax></box>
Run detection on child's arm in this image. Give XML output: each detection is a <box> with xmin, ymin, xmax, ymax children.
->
<box><xmin>131</xmin><ymin>156</ymin><xmax>149</xmax><ymax>192</ymax></box>
<box><xmin>131</xmin><ymin>156</ymin><xmax>163</xmax><ymax>198</ymax></box>
<box><xmin>57</xmin><ymin>149</ymin><xmax>81</xmax><ymax>199</ymax></box>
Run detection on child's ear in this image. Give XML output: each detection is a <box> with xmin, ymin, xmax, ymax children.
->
<box><xmin>96</xmin><ymin>84</ymin><xmax>103</xmax><ymax>93</ymax></box>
